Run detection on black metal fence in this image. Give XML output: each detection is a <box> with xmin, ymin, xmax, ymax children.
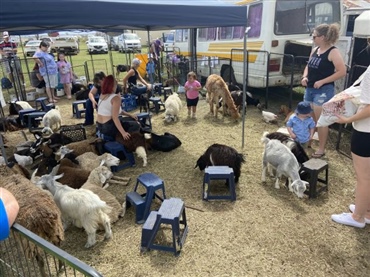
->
<box><xmin>0</xmin><ymin>223</ymin><xmax>103</xmax><ymax>277</ymax></box>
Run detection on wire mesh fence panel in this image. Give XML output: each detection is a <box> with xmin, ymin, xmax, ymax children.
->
<box><xmin>0</xmin><ymin>224</ymin><xmax>103</xmax><ymax>277</ymax></box>
<box><xmin>84</xmin><ymin>59</ymin><xmax>108</xmax><ymax>83</ymax></box>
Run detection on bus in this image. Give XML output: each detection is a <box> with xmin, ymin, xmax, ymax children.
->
<box><xmin>172</xmin><ymin>0</ymin><xmax>344</xmax><ymax>88</ymax></box>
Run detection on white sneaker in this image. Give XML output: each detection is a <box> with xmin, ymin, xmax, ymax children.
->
<box><xmin>331</xmin><ymin>213</ymin><xmax>366</xmax><ymax>228</ymax></box>
<box><xmin>348</xmin><ymin>204</ymin><xmax>370</xmax><ymax>224</ymax></box>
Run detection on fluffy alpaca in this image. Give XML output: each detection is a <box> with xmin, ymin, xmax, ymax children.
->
<box><xmin>205</xmin><ymin>74</ymin><xmax>240</xmax><ymax>120</ymax></box>
<box><xmin>164</xmin><ymin>92</ymin><xmax>182</xmax><ymax>122</ymax></box>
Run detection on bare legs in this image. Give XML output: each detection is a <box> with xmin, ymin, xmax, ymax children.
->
<box><xmin>312</xmin><ymin>104</ymin><xmax>327</xmax><ymax>155</ymax></box>
<box><xmin>46</xmin><ymin>87</ymin><xmax>58</xmax><ymax>102</ymax></box>
<box><xmin>63</xmin><ymin>83</ymin><xmax>72</xmax><ymax>99</ymax></box>
<box><xmin>352</xmin><ymin>153</ymin><xmax>370</xmax><ymax>222</ymax></box>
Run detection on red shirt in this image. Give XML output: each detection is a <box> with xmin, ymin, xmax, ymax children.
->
<box><xmin>0</xmin><ymin>40</ymin><xmax>18</xmax><ymax>57</ymax></box>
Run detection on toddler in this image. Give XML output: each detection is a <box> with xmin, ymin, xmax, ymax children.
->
<box><xmin>286</xmin><ymin>101</ymin><xmax>316</xmax><ymax>147</ymax></box>
<box><xmin>184</xmin><ymin>71</ymin><xmax>201</xmax><ymax>118</ymax></box>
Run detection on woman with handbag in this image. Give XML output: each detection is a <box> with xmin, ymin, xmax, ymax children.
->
<box><xmin>331</xmin><ymin>65</ymin><xmax>370</xmax><ymax>228</ymax></box>
<box><xmin>301</xmin><ymin>23</ymin><xmax>346</xmax><ymax>158</ymax></box>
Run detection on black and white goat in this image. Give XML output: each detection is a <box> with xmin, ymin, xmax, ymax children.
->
<box><xmin>195</xmin><ymin>144</ymin><xmax>246</xmax><ymax>183</ymax></box>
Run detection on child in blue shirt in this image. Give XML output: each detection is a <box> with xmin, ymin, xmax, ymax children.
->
<box><xmin>286</xmin><ymin>101</ymin><xmax>316</xmax><ymax>147</ymax></box>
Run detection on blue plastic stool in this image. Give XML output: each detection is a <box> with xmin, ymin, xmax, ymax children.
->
<box><xmin>35</xmin><ymin>97</ymin><xmax>54</xmax><ymax>111</ymax></box>
<box><xmin>103</xmin><ymin>141</ymin><xmax>135</xmax><ymax>172</ymax></box>
<box><xmin>127</xmin><ymin>173</ymin><xmax>166</xmax><ymax>224</ymax></box>
<box><xmin>26</xmin><ymin>111</ymin><xmax>46</xmax><ymax>130</ymax></box>
<box><xmin>18</xmin><ymin>108</ymin><xmax>37</xmax><ymax>127</ymax></box>
<box><xmin>141</xmin><ymin>198</ymin><xmax>188</xmax><ymax>256</ymax></box>
<box><xmin>148</xmin><ymin>97</ymin><xmax>165</xmax><ymax>114</ymax></box>
<box><xmin>72</xmin><ymin>100</ymin><xmax>87</xmax><ymax>118</ymax></box>
<box><xmin>203</xmin><ymin>166</ymin><xmax>236</xmax><ymax>201</ymax></box>
<box><xmin>121</xmin><ymin>94</ymin><xmax>137</xmax><ymax>112</ymax></box>
<box><xmin>137</xmin><ymin>112</ymin><xmax>152</xmax><ymax>132</ymax></box>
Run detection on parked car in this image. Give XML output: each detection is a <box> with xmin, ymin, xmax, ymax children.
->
<box><xmin>118</xmin><ymin>33</ymin><xmax>141</xmax><ymax>53</ymax></box>
<box><xmin>24</xmin><ymin>40</ymin><xmax>51</xmax><ymax>56</ymax></box>
<box><xmin>86</xmin><ymin>36</ymin><xmax>108</xmax><ymax>54</ymax></box>
<box><xmin>51</xmin><ymin>36</ymin><xmax>79</xmax><ymax>55</ymax></box>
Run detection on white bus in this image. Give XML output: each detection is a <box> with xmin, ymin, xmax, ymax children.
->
<box><xmin>173</xmin><ymin>0</ymin><xmax>344</xmax><ymax>88</ymax></box>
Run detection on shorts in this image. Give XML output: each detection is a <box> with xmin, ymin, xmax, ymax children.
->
<box><xmin>304</xmin><ymin>84</ymin><xmax>334</xmax><ymax>106</ymax></box>
<box><xmin>43</xmin><ymin>74</ymin><xmax>58</xmax><ymax>88</ymax></box>
<box><xmin>2</xmin><ymin>56</ymin><xmax>22</xmax><ymax>75</ymax></box>
<box><xmin>351</xmin><ymin>129</ymin><xmax>370</xmax><ymax>157</ymax></box>
<box><xmin>187</xmin><ymin>97</ymin><xmax>199</xmax><ymax>107</ymax></box>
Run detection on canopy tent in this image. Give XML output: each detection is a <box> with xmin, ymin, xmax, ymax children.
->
<box><xmin>0</xmin><ymin>0</ymin><xmax>247</xmax><ymax>34</ymax></box>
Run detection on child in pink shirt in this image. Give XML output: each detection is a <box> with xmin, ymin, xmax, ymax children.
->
<box><xmin>184</xmin><ymin>71</ymin><xmax>202</xmax><ymax>118</ymax></box>
<box><xmin>57</xmin><ymin>53</ymin><xmax>73</xmax><ymax>99</ymax></box>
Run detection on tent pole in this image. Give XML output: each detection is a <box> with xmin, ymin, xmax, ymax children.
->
<box><xmin>242</xmin><ymin>27</ymin><xmax>251</xmax><ymax>149</ymax></box>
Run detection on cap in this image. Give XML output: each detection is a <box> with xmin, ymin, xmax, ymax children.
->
<box><xmin>296</xmin><ymin>101</ymin><xmax>312</xmax><ymax>115</ymax></box>
<box><xmin>2</xmin><ymin>31</ymin><xmax>9</xmax><ymax>38</ymax></box>
<box><xmin>131</xmin><ymin>58</ymin><xmax>141</xmax><ymax>66</ymax></box>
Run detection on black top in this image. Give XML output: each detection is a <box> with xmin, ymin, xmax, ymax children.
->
<box><xmin>127</xmin><ymin>68</ymin><xmax>139</xmax><ymax>85</ymax></box>
<box><xmin>307</xmin><ymin>46</ymin><xmax>336</xmax><ymax>87</ymax></box>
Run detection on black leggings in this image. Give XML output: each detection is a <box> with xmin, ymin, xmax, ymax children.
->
<box><xmin>351</xmin><ymin>129</ymin><xmax>370</xmax><ymax>157</ymax></box>
<box><xmin>97</xmin><ymin>117</ymin><xmax>140</xmax><ymax>139</ymax></box>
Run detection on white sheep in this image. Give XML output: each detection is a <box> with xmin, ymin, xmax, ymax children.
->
<box><xmin>80</xmin><ymin>165</ymin><xmax>126</xmax><ymax>225</ymax></box>
<box><xmin>36</xmin><ymin>172</ymin><xmax>112</xmax><ymax>248</ymax></box>
<box><xmin>164</xmin><ymin>92</ymin><xmax>182</xmax><ymax>123</ymax></box>
<box><xmin>42</xmin><ymin>106</ymin><xmax>62</xmax><ymax>134</ymax></box>
<box><xmin>74</xmin><ymin>151</ymin><xmax>120</xmax><ymax>170</ymax></box>
<box><xmin>261</xmin><ymin>132</ymin><xmax>308</xmax><ymax>198</ymax></box>
<box><xmin>13</xmin><ymin>153</ymin><xmax>33</xmax><ymax>167</ymax></box>
<box><xmin>15</xmin><ymin>100</ymin><xmax>33</xmax><ymax>110</ymax></box>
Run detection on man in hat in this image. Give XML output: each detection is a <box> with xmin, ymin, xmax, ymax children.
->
<box><xmin>286</xmin><ymin>101</ymin><xmax>316</xmax><ymax>148</ymax></box>
<box><xmin>0</xmin><ymin>31</ymin><xmax>24</xmax><ymax>85</ymax></box>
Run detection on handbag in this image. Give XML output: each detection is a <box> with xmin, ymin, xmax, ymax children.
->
<box><xmin>317</xmin><ymin>73</ymin><xmax>364</xmax><ymax>127</ymax></box>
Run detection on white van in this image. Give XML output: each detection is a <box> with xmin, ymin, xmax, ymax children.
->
<box><xmin>118</xmin><ymin>33</ymin><xmax>141</xmax><ymax>53</ymax></box>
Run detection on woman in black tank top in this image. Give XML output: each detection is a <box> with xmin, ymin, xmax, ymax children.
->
<box><xmin>300</xmin><ymin>23</ymin><xmax>346</xmax><ymax>158</ymax></box>
<box><xmin>122</xmin><ymin>58</ymin><xmax>152</xmax><ymax>97</ymax></box>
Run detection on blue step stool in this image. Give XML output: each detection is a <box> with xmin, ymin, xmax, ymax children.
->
<box><xmin>126</xmin><ymin>191</ymin><xmax>147</xmax><ymax>223</ymax></box>
<box><xmin>72</xmin><ymin>100</ymin><xmax>87</xmax><ymax>118</ymax></box>
<box><xmin>301</xmin><ymin>158</ymin><xmax>329</xmax><ymax>198</ymax></box>
<box><xmin>141</xmin><ymin>198</ymin><xmax>188</xmax><ymax>256</ymax></box>
<box><xmin>126</xmin><ymin>173</ymin><xmax>166</xmax><ymax>224</ymax></box>
<box><xmin>137</xmin><ymin>112</ymin><xmax>152</xmax><ymax>132</ymax></box>
<box><xmin>25</xmin><ymin>111</ymin><xmax>46</xmax><ymax>130</ymax></box>
<box><xmin>103</xmin><ymin>141</ymin><xmax>135</xmax><ymax>172</ymax></box>
<box><xmin>35</xmin><ymin>97</ymin><xmax>54</xmax><ymax>112</ymax></box>
<box><xmin>148</xmin><ymin>97</ymin><xmax>165</xmax><ymax>114</ymax></box>
<box><xmin>203</xmin><ymin>166</ymin><xmax>236</xmax><ymax>201</ymax></box>
<box><xmin>18</xmin><ymin>108</ymin><xmax>37</xmax><ymax>127</ymax></box>
<box><xmin>163</xmin><ymin>87</ymin><xmax>173</xmax><ymax>101</ymax></box>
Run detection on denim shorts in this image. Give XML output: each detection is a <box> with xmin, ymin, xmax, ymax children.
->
<box><xmin>304</xmin><ymin>84</ymin><xmax>334</xmax><ymax>106</ymax></box>
<box><xmin>43</xmin><ymin>74</ymin><xmax>58</xmax><ymax>88</ymax></box>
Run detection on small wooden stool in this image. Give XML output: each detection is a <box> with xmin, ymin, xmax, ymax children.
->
<box><xmin>301</xmin><ymin>158</ymin><xmax>329</xmax><ymax>198</ymax></box>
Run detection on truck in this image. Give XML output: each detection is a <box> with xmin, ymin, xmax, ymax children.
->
<box><xmin>51</xmin><ymin>36</ymin><xmax>79</xmax><ymax>55</ymax></box>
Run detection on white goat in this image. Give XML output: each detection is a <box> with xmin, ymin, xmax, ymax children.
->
<box><xmin>37</xmin><ymin>172</ymin><xmax>112</xmax><ymax>248</ymax></box>
<box><xmin>75</xmin><ymin>152</ymin><xmax>120</xmax><ymax>170</ymax></box>
<box><xmin>42</xmin><ymin>106</ymin><xmax>61</xmax><ymax>134</ymax></box>
<box><xmin>261</xmin><ymin>132</ymin><xmax>308</xmax><ymax>198</ymax></box>
<box><xmin>164</xmin><ymin>92</ymin><xmax>182</xmax><ymax>122</ymax></box>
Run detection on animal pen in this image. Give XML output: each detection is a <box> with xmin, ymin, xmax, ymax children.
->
<box><xmin>0</xmin><ymin>223</ymin><xmax>102</xmax><ymax>277</ymax></box>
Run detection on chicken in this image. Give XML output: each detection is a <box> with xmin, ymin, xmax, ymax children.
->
<box><xmin>257</xmin><ymin>103</ymin><xmax>278</xmax><ymax>123</ymax></box>
<box><xmin>262</xmin><ymin>111</ymin><xmax>278</xmax><ymax>123</ymax></box>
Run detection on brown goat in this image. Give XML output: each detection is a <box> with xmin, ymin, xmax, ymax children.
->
<box><xmin>115</xmin><ymin>132</ymin><xmax>149</xmax><ymax>167</ymax></box>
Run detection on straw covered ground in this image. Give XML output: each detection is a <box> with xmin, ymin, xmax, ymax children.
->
<box><xmin>2</xmin><ymin>90</ymin><xmax>370</xmax><ymax>277</ymax></box>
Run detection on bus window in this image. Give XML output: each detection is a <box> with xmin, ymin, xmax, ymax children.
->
<box><xmin>207</xmin><ymin>28</ymin><xmax>217</xmax><ymax>40</ymax></box>
<box><xmin>233</xmin><ymin>26</ymin><xmax>245</xmax><ymax>39</ymax></box>
<box><xmin>219</xmin><ymin>27</ymin><xmax>233</xmax><ymax>40</ymax></box>
<box><xmin>175</xmin><ymin>29</ymin><xmax>188</xmax><ymax>42</ymax></box>
<box><xmin>275</xmin><ymin>0</ymin><xmax>307</xmax><ymax>35</ymax></box>
<box><xmin>247</xmin><ymin>3</ymin><xmax>263</xmax><ymax>38</ymax></box>
<box><xmin>199</xmin><ymin>28</ymin><xmax>207</xmax><ymax>41</ymax></box>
